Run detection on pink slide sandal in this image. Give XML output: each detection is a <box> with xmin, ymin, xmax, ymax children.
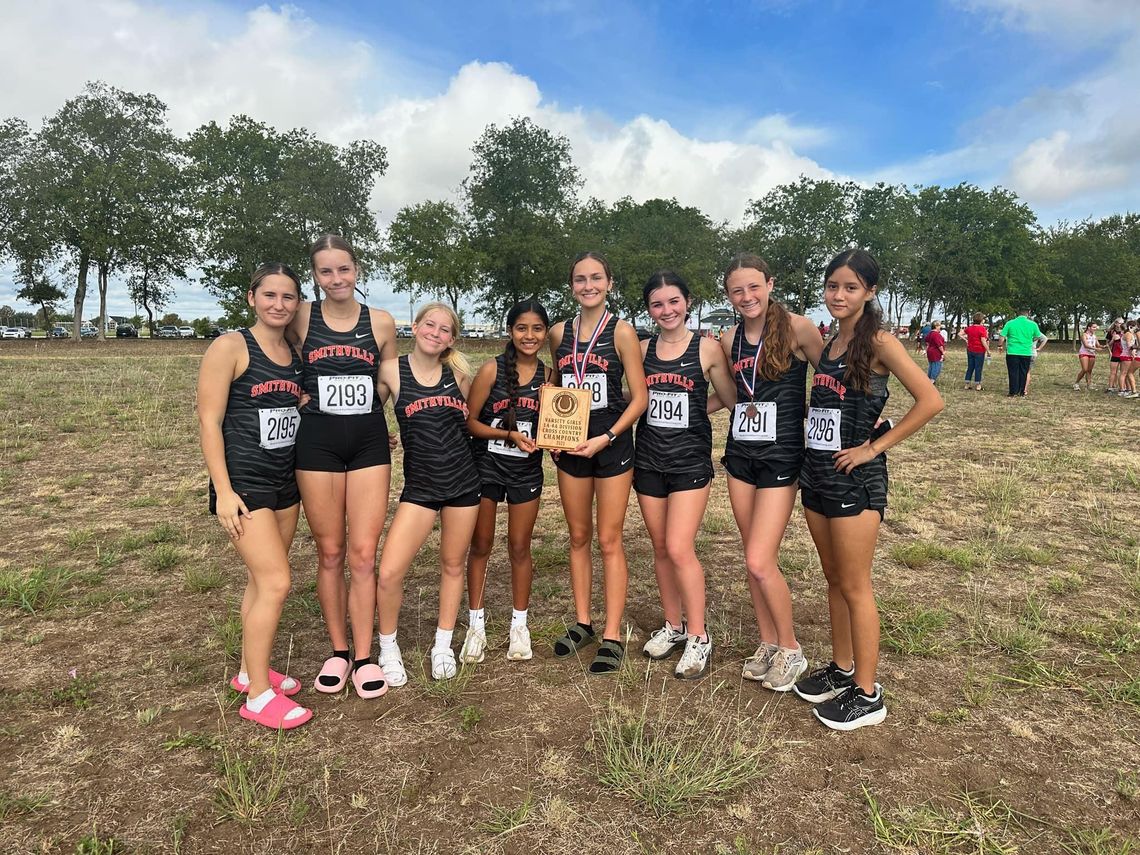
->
<box><xmin>313</xmin><ymin>656</ymin><xmax>352</xmax><ymax>693</ymax></box>
<box><xmin>229</xmin><ymin>668</ymin><xmax>301</xmax><ymax>697</ymax></box>
<box><xmin>351</xmin><ymin>663</ymin><xmax>388</xmax><ymax>699</ymax></box>
<box><xmin>239</xmin><ymin>694</ymin><xmax>313</xmax><ymax>730</ymax></box>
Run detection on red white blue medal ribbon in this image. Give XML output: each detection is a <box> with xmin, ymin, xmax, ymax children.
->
<box><xmin>736</xmin><ymin>326</ymin><xmax>765</xmax><ymax>419</ymax></box>
<box><xmin>572</xmin><ymin>311</ymin><xmax>611</xmax><ymax>386</ymax></box>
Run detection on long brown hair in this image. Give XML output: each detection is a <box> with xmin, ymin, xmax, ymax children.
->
<box><xmin>824</xmin><ymin>248</ymin><xmax>882</xmax><ymax>393</ymax></box>
<box><xmin>722</xmin><ymin>253</ymin><xmax>793</xmax><ymax>381</ymax></box>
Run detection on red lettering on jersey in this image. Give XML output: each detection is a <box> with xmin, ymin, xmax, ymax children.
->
<box><xmin>557</xmin><ymin>352</ymin><xmax>610</xmax><ymax>372</ymax></box>
<box><xmin>492</xmin><ymin>397</ymin><xmax>540</xmax><ymax>415</ymax></box>
<box><xmin>249</xmin><ymin>378</ymin><xmax>302</xmax><ymax>399</ymax></box>
<box><xmin>403</xmin><ymin>395</ymin><xmax>469</xmax><ymax>418</ymax></box>
<box><xmin>732</xmin><ymin>356</ymin><xmax>754</xmax><ymax>375</ymax></box>
<box><xmin>644</xmin><ymin>371</ymin><xmax>694</xmax><ymax>391</ymax></box>
<box><xmin>307</xmin><ymin>345</ymin><xmax>376</xmax><ymax>366</ymax></box>
<box><xmin>811</xmin><ymin>373</ymin><xmax>846</xmax><ymax>401</ymax></box>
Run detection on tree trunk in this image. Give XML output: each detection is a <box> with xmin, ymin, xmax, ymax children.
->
<box><xmin>141</xmin><ymin>269</ymin><xmax>154</xmax><ymax>337</ymax></box>
<box><xmin>72</xmin><ymin>250</ymin><xmax>90</xmax><ymax>342</ymax></box>
<box><xmin>1073</xmin><ymin>311</ymin><xmax>1080</xmax><ymax>350</ymax></box>
<box><xmin>98</xmin><ymin>262</ymin><xmax>109</xmax><ymax>340</ymax></box>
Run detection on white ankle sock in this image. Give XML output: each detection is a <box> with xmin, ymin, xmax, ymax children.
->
<box><xmin>469</xmin><ymin>608</ymin><xmax>485</xmax><ymax>630</ymax></box>
<box><xmin>378</xmin><ymin>631</ymin><xmax>398</xmax><ymax>653</ymax></box>
<box><xmin>237</xmin><ymin>670</ymin><xmax>250</xmax><ymax>686</ymax></box>
<box><xmin>245</xmin><ymin>687</ymin><xmax>276</xmax><ymax>713</ymax></box>
<box><xmin>667</xmin><ymin>619</ymin><xmax>685</xmax><ymax>634</ymax></box>
<box><xmin>434</xmin><ymin>627</ymin><xmax>453</xmax><ymax>651</ymax></box>
<box><xmin>511</xmin><ymin>609</ymin><xmax>527</xmax><ymax>628</ymax></box>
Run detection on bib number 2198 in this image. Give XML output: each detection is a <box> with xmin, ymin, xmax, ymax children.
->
<box><xmin>563</xmin><ymin>374</ymin><xmax>606</xmax><ymax>410</ymax></box>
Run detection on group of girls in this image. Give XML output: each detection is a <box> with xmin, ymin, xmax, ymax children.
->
<box><xmin>1099</xmin><ymin>319</ymin><xmax>1140</xmax><ymax>396</ymax></box>
<box><xmin>199</xmin><ymin>236</ymin><xmax>942</xmax><ymax>734</ymax></box>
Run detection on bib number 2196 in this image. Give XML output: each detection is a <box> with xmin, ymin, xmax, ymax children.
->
<box><xmin>805</xmin><ymin>407</ymin><xmax>841</xmax><ymax>451</ymax></box>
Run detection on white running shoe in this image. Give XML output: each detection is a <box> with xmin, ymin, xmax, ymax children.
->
<box><xmin>762</xmin><ymin>647</ymin><xmax>808</xmax><ymax>692</ymax></box>
<box><xmin>460</xmin><ymin>627</ymin><xmax>487</xmax><ymax>663</ymax></box>
<box><xmin>642</xmin><ymin>622</ymin><xmax>687</xmax><ymax>660</ymax></box>
<box><xmin>378</xmin><ymin>644</ymin><xmax>407</xmax><ymax>688</ymax></box>
<box><xmin>675</xmin><ymin>635</ymin><xmax>713</xmax><ymax>681</ymax></box>
<box><xmin>431</xmin><ymin>647</ymin><xmax>457</xmax><ymax>680</ymax></box>
<box><xmin>507</xmin><ymin>624</ymin><xmax>533</xmax><ymax>660</ymax></box>
<box><xmin>741</xmin><ymin>642</ymin><xmax>779</xmax><ymax>682</ymax></box>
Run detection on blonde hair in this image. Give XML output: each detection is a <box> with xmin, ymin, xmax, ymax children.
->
<box><xmin>414</xmin><ymin>302</ymin><xmax>471</xmax><ymax>379</ymax></box>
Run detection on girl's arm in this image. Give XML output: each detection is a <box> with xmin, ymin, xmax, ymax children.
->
<box><xmin>831</xmin><ymin>331</ymin><xmax>944</xmax><ymax>475</ymax></box>
<box><xmin>197</xmin><ymin>336</ymin><xmax>247</xmax><ymax>538</ymax></box>
<box><xmin>376</xmin><ymin>357</ymin><xmax>400</xmax><ymax>405</ymax></box>
<box><xmin>794</xmin><ymin>314</ymin><xmax>825</xmax><ymax>368</ymax></box>
<box><xmin>702</xmin><ymin>335</ymin><xmax>736</xmax><ymax>412</ymax></box>
<box><xmin>548</xmin><ymin>321</ymin><xmax>565</xmax><ymax>386</ymax></box>
<box><xmin>708</xmin><ymin>324</ymin><xmax>738</xmax><ymax>413</ymax></box>
<box><xmin>372</xmin><ymin>309</ymin><xmax>398</xmax><ymax>361</ymax></box>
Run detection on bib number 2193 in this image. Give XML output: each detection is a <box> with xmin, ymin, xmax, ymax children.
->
<box><xmin>318</xmin><ymin>375</ymin><xmax>373</xmax><ymax>415</ymax></box>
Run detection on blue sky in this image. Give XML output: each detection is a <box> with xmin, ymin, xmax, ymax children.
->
<box><xmin>1</xmin><ymin>0</ymin><xmax>1138</xmax><ymax>321</ymax></box>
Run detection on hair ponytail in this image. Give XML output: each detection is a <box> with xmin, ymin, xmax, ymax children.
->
<box><xmin>757</xmin><ymin>299</ymin><xmax>793</xmax><ymax>381</ymax></box>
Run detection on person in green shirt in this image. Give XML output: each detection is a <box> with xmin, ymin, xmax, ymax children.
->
<box><xmin>998</xmin><ymin>310</ymin><xmax>1047</xmax><ymax>396</ymax></box>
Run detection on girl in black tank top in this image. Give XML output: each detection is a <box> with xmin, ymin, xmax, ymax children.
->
<box><xmin>198</xmin><ymin>263</ymin><xmax>312</xmax><ymax>730</ymax></box>
<box><xmin>293</xmin><ymin>236</ymin><xmax>397</xmax><ymax>702</ymax></box>
<box><xmin>548</xmin><ymin>252</ymin><xmax>648</xmax><ymax>675</ymax></box>
<box><xmin>375</xmin><ymin>303</ymin><xmax>482</xmax><ymax>687</ymax></box>
<box><xmin>461</xmin><ymin>301</ymin><xmax>551</xmax><ymax>665</ymax></box>
<box><xmin>718</xmin><ymin>254</ymin><xmax>825</xmax><ymax>696</ymax></box>
<box><xmin>633</xmin><ymin>272</ymin><xmax>737</xmax><ymax>681</ymax></box>
<box><xmin>793</xmin><ymin>249</ymin><xmax>943</xmax><ymax>733</ymax></box>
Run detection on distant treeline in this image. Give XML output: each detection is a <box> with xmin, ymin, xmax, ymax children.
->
<box><xmin>2</xmin><ymin>82</ymin><xmax>1137</xmax><ymax>340</ymax></box>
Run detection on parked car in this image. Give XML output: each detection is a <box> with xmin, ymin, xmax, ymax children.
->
<box><xmin>116</xmin><ymin>324</ymin><xmax>138</xmax><ymax>338</ymax></box>
<box><xmin>80</xmin><ymin>325</ymin><xmax>98</xmax><ymax>338</ymax></box>
<box><xmin>178</xmin><ymin>326</ymin><xmax>196</xmax><ymax>339</ymax></box>
<box><xmin>635</xmin><ymin>327</ymin><xmax>653</xmax><ymax>341</ymax></box>
<box><xmin>49</xmin><ymin>326</ymin><xmax>69</xmax><ymax>338</ymax></box>
<box><xmin>157</xmin><ymin>325</ymin><xmax>180</xmax><ymax>339</ymax></box>
<box><xmin>204</xmin><ymin>326</ymin><xmax>226</xmax><ymax>339</ymax></box>
<box><xmin>396</xmin><ymin>326</ymin><xmax>412</xmax><ymax>338</ymax></box>
<box><xmin>0</xmin><ymin>327</ymin><xmax>17</xmax><ymax>339</ymax></box>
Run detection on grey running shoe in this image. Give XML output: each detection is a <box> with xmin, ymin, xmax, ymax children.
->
<box><xmin>742</xmin><ymin>641</ymin><xmax>780</xmax><ymax>682</ymax></box>
<box><xmin>674</xmin><ymin>635</ymin><xmax>713</xmax><ymax>681</ymax></box>
<box><xmin>762</xmin><ymin>646</ymin><xmax>808</xmax><ymax>692</ymax></box>
<box><xmin>642</xmin><ymin>622</ymin><xmax>687</xmax><ymax>660</ymax></box>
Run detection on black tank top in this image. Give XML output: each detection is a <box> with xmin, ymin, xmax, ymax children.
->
<box><xmin>220</xmin><ymin>329</ymin><xmax>303</xmax><ymax>492</ymax></box>
<box><xmin>394</xmin><ymin>356</ymin><xmax>480</xmax><ymax>503</ymax></box>
<box><xmin>724</xmin><ymin>324</ymin><xmax>808</xmax><ymax>466</ymax></box>
<box><xmin>474</xmin><ymin>354</ymin><xmax>545</xmax><ymax>490</ymax></box>
<box><xmin>800</xmin><ymin>337</ymin><xmax>889</xmax><ymax>496</ymax></box>
<box><xmin>300</xmin><ymin>302</ymin><xmax>382</xmax><ymax>415</ymax></box>
<box><xmin>554</xmin><ymin>313</ymin><xmax>628</xmax><ymax>434</ymax></box>
<box><xmin>635</xmin><ymin>334</ymin><xmax>711</xmax><ymax>476</ymax></box>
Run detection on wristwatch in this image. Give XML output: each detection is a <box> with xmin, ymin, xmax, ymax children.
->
<box><xmin>604</xmin><ymin>429</ymin><xmax>617</xmax><ymax>444</ymax></box>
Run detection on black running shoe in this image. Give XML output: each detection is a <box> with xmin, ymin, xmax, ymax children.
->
<box><xmin>812</xmin><ymin>683</ymin><xmax>887</xmax><ymax>731</ymax></box>
<box><xmin>792</xmin><ymin>661</ymin><xmax>855</xmax><ymax>703</ymax></box>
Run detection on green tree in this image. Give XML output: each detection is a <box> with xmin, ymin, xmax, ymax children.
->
<box><xmin>0</xmin><ymin>305</ymin><xmax>14</xmax><ymax>325</ymax></box>
<box><xmin>34</xmin><ymin>82</ymin><xmax>179</xmax><ymax>340</ymax></box>
<box><xmin>571</xmin><ymin>196</ymin><xmax>725</xmax><ymax>324</ymax></box>
<box><xmin>735</xmin><ymin>177</ymin><xmax>854</xmax><ymax>313</ymax></box>
<box><xmin>1043</xmin><ymin>219</ymin><xmax>1137</xmax><ymax>342</ymax></box>
<box><xmin>16</xmin><ymin>276</ymin><xmax>66</xmax><ymax>329</ymax></box>
<box><xmin>463</xmin><ymin>117</ymin><xmax>582</xmax><ymax>322</ymax></box>
<box><xmin>185</xmin><ymin>116</ymin><xmax>387</xmax><ymax>321</ymax></box>
<box><xmin>851</xmin><ymin>182</ymin><xmax>918</xmax><ymax>329</ymax></box>
<box><xmin>383</xmin><ymin>201</ymin><xmax>483</xmax><ymax>313</ymax></box>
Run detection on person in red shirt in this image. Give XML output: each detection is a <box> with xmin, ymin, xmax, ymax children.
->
<box><xmin>925</xmin><ymin>321</ymin><xmax>946</xmax><ymax>384</ymax></box>
<box><xmin>962</xmin><ymin>312</ymin><xmax>990</xmax><ymax>390</ymax></box>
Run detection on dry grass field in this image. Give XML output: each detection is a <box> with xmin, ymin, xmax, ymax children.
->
<box><xmin>0</xmin><ymin>337</ymin><xmax>1138</xmax><ymax>854</ymax></box>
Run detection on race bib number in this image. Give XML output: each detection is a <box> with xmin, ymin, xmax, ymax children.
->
<box><xmin>805</xmin><ymin>407</ymin><xmax>841</xmax><ymax>451</ymax></box>
<box><xmin>647</xmin><ymin>389</ymin><xmax>689</xmax><ymax>429</ymax></box>
<box><xmin>487</xmin><ymin>418</ymin><xmax>532</xmax><ymax>458</ymax></box>
<box><xmin>563</xmin><ymin>373</ymin><xmax>607</xmax><ymax>410</ymax></box>
<box><xmin>732</xmin><ymin>402</ymin><xmax>776</xmax><ymax>441</ymax></box>
<box><xmin>318</xmin><ymin>375</ymin><xmax>373</xmax><ymax>415</ymax></box>
<box><xmin>258</xmin><ymin>407</ymin><xmax>300</xmax><ymax>450</ymax></box>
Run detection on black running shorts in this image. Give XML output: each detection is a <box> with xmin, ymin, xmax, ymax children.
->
<box><xmin>295</xmin><ymin>412</ymin><xmax>391</xmax><ymax>472</ymax></box>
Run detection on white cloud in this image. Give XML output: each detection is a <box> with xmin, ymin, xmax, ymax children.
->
<box><xmin>0</xmin><ymin>1</ymin><xmax>832</xmax><ymax>318</ymax></box>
